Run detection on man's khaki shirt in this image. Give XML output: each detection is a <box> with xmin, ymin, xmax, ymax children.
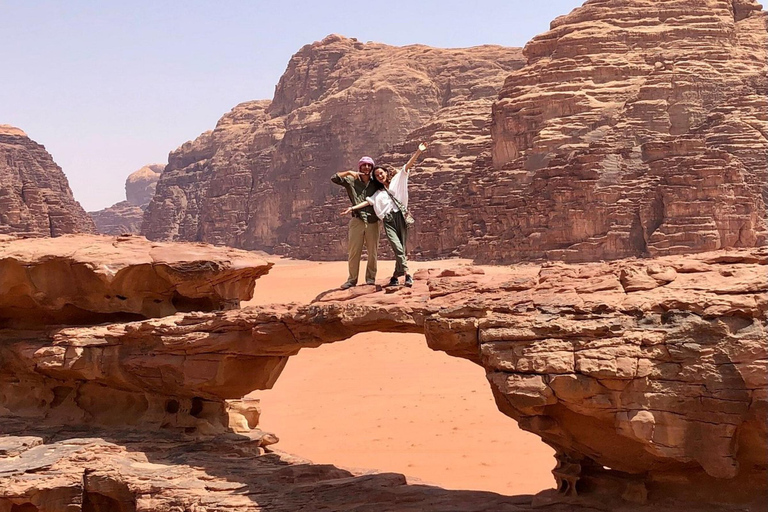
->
<box><xmin>331</xmin><ymin>173</ymin><xmax>379</xmax><ymax>223</ymax></box>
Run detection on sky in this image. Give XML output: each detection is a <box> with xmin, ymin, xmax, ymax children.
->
<box><xmin>1</xmin><ymin>0</ymin><xmax>585</xmax><ymax>211</ymax></box>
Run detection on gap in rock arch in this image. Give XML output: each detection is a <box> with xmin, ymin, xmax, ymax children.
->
<box><xmin>254</xmin><ymin>331</ymin><xmax>556</xmax><ymax>495</ymax></box>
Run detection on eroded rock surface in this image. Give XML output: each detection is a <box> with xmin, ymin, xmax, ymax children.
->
<box><xmin>474</xmin><ymin>0</ymin><xmax>768</xmax><ymax>262</ymax></box>
<box><xmin>0</xmin><ymin>234</ymin><xmax>272</xmax><ymax>327</ymax></box>
<box><xmin>0</xmin><ymin>125</ymin><xmax>95</xmax><ymax>237</ymax></box>
<box><xmin>145</xmin><ymin>2</ymin><xmax>766</xmax><ymax>264</ymax></box>
<box><xmin>140</xmin><ymin>36</ymin><xmax>525</xmax><ymax>258</ymax></box>
<box><xmin>1</xmin><ymin>419</ymin><xmax>573</xmax><ymax>512</ymax></box>
<box><xmin>90</xmin><ymin>164</ymin><xmax>163</xmax><ymax>235</ymax></box>
<box><xmin>1</xmin><ymin>238</ymin><xmax>764</xmax><ymax>508</ymax></box>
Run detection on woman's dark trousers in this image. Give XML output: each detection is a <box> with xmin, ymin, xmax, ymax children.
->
<box><xmin>383</xmin><ymin>211</ymin><xmax>409</xmax><ymax>276</ymax></box>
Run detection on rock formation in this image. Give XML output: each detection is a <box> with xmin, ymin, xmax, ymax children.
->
<box><xmin>471</xmin><ymin>0</ymin><xmax>768</xmax><ymax>263</ymax></box>
<box><xmin>141</xmin><ymin>36</ymin><xmax>526</xmax><ymax>257</ymax></box>
<box><xmin>142</xmin><ymin>2</ymin><xmax>766</xmax><ymax>264</ymax></box>
<box><xmin>1</xmin><ymin>234</ymin><xmax>764</xmax><ymax>510</ymax></box>
<box><xmin>0</xmin><ymin>125</ymin><xmax>96</xmax><ymax>237</ymax></box>
<box><xmin>90</xmin><ymin>164</ymin><xmax>163</xmax><ymax>235</ymax></box>
<box><xmin>0</xmin><ymin>234</ymin><xmax>272</xmax><ymax>329</ymax></box>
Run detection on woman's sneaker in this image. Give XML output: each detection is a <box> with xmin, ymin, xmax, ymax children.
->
<box><xmin>404</xmin><ymin>274</ymin><xmax>413</xmax><ymax>287</ymax></box>
<box><xmin>387</xmin><ymin>276</ymin><xmax>400</xmax><ymax>287</ymax></box>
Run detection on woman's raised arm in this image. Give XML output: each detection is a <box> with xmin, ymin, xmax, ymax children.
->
<box><xmin>404</xmin><ymin>142</ymin><xmax>427</xmax><ymax>172</ymax></box>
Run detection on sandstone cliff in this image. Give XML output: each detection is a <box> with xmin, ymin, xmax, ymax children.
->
<box><xmin>0</xmin><ymin>125</ymin><xmax>95</xmax><ymax>237</ymax></box>
<box><xmin>143</xmin><ymin>2</ymin><xmax>766</xmax><ymax>264</ymax></box>
<box><xmin>470</xmin><ymin>0</ymin><xmax>768</xmax><ymax>263</ymax></box>
<box><xmin>1</xmin><ymin>235</ymin><xmax>764</xmax><ymax>510</ymax></box>
<box><xmin>141</xmin><ymin>36</ymin><xmax>526</xmax><ymax>257</ymax></box>
<box><xmin>90</xmin><ymin>164</ymin><xmax>163</xmax><ymax>235</ymax></box>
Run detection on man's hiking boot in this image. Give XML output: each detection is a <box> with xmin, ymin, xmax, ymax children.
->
<box><xmin>404</xmin><ymin>274</ymin><xmax>413</xmax><ymax>287</ymax></box>
<box><xmin>340</xmin><ymin>281</ymin><xmax>356</xmax><ymax>290</ymax></box>
<box><xmin>365</xmin><ymin>279</ymin><xmax>376</xmax><ymax>285</ymax></box>
<box><xmin>386</xmin><ymin>276</ymin><xmax>400</xmax><ymax>287</ymax></box>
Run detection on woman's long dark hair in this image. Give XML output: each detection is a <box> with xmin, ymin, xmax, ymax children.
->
<box><xmin>370</xmin><ymin>166</ymin><xmax>389</xmax><ymax>190</ymax></box>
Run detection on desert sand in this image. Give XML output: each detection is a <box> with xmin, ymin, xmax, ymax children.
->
<box><xmin>247</xmin><ymin>258</ymin><xmax>556</xmax><ymax>495</ymax></box>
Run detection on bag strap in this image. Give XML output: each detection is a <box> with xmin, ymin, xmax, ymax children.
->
<box><xmin>384</xmin><ymin>187</ymin><xmax>410</xmax><ymax>217</ymax></box>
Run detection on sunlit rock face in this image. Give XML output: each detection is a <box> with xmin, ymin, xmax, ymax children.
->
<box><xmin>140</xmin><ymin>35</ymin><xmax>526</xmax><ymax>257</ymax></box>
<box><xmin>0</xmin><ymin>125</ymin><xmax>95</xmax><ymax>237</ymax></box>
<box><xmin>90</xmin><ymin>164</ymin><xmax>163</xmax><ymax>236</ymax></box>
<box><xmin>473</xmin><ymin>0</ymin><xmax>768</xmax><ymax>263</ymax></box>
<box><xmin>143</xmin><ymin>2</ymin><xmax>766</xmax><ymax>265</ymax></box>
<box><xmin>1</xmin><ymin>233</ymin><xmax>764</xmax><ymax>509</ymax></box>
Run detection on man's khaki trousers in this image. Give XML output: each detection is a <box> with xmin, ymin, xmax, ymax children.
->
<box><xmin>347</xmin><ymin>217</ymin><xmax>379</xmax><ymax>285</ymax></box>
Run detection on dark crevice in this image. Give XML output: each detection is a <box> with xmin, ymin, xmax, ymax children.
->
<box><xmin>82</xmin><ymin>471</ymin><xmax>137</xmax><ymax>512</ymax></box>
<box><xmin>0</xmin><ymin>306</ymin><xmax>147</xmax><ymax>330</ymax></box>
<box><xmin>171</xmin><ymin>292</ymin><xmax>215</xmax><ymax>313</ymax></box>
<box><xmin>190</xmin><ymin>397</ymin><xmax>204</xmax><ymax>418</ymax></box>
<box><xmin>10</xmin><ymin>504</ymin><xmax>39</xmax><ymax>512</ymax></box>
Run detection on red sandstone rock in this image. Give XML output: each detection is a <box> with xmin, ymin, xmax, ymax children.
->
<box><xmin>0</xmin><ymin>125</ymin><xmax>96</xmax><ymax>237</ymax></box>
<box><xmin>145</xmin><ymin>4</ymin><xmax>766</xmax><ymax>264</ymax></box>
<box><xmin>0</xmin><ymin>234</ymin><xmax>273</xmax><ymax>327</ymax></box>
<box><xmin>88</xmin><ymin>200</ymin><xmax>145</xmax><ymax>236</ymax></box>
<box><xmin>0</xmin><ymin>419</ymin><xmax>588</xmax><ymax>512</ymax></box>
<box><xmin>472</xmin><ymin>0</ymin><xmax>768</xmax><ymax>263</ymax></box>
<box><xmin>140</xmin><ymin>36</ymin><xmax>525</xmax><ymax>257</ymax></box>
<box><xmin>1</xmin><ymin>236</ymin><xmax>764</xmax><ymax>508</ymax></box>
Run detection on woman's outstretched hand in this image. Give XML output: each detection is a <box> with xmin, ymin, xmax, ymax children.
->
<box><xmin>341</xmin><ymin>207</ymin><xmax>353</xmax><ymax>216</ymax></box>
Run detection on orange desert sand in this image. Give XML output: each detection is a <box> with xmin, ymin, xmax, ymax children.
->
<box><xmin>247</xmin><ymin>258</ymin><xmax>556</xmax><ymax>495</ymax></box>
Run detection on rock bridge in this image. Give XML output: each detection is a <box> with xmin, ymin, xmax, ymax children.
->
<box><xmin>0</xmin><ymin>235</ymin><xmax>765</xmax><ymax>511</ymax></box>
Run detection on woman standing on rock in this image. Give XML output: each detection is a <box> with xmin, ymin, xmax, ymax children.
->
<box><xmin>342</xmin><ymin>143</ymin><xmax>426</xmax><ymax>287</ymax></box>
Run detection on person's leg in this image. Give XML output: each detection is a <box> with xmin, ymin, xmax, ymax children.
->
<box><xmin>384</xmin><ymin>214</ymin><xmax>407</xmax><ymax>278</ymax></box>
<box><xmin>346</xmin><ymin>217</ymin><xmax>365</xmax><ymax>286</ymax></box>
<box><xmin>364</xmin><ymin>221</ymin><xmax>379</xmax><ymax>283</ymax></box>
<box><xmin>395</xmin><ymin>212</ymin><xmax>409</xmax><ymax>277</ymax></box>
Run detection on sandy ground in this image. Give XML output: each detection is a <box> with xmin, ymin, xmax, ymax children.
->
<box><xmin>246</xmin><ymin>258</ymin><xmax>556</xmax><ymax>495</ymax></box>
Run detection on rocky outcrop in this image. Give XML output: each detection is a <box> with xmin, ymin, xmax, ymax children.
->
<box><xmin>1</xmin><ymin>420</ymin><xmax>594</xmax><ymax>512</ymax></box>
<box><xmin>1</xmin><ymin>234</ymin><xmax>764</xmax><ymax>509</ymax></box>
<box><xmin>469</xmin><ymin>0</ymin><xmax>768</xmax><ymax>263</ymax></box>
<box><xmin>0</xmin><ymin>234</ymin><xmax>272</xmax><ymax>328</ymax></box>
<box><xmin>141</xmin><ymin>36</ymin><xmax>525</xmax><ymax>257</ymax></box>
<box><xmin>145</xmin><ymin>3</ymin><xmax>766</xmax><ymax>264</ymax></box>
<box><xmin>90</xmin><ymin>164</ymin><xmax>163</xmax><ymax>235</ymax></box>
<box><xmin>0</xmin><ymin>125</ymin><xmax>96</xmax><ymax>237</ymax></box>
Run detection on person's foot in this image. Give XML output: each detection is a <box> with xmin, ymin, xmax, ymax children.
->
<box><xmin>365</xmin><ymin>279</ymin><xmax>376</xmax><ymax>285</ymax></box>
<box><xmin>386</xmin><ymin>276</ymin><xmax>400</xmax><ymax>287</ymax></box>
<box><xmin>404</xmin><ymin>274</ymin><xmax>413</xmax><ymax>287</ymax></box>
<box><xmin>340</xmin><ymin>281</ymin><xmax>356</xmax><ymax>290</ymax></box>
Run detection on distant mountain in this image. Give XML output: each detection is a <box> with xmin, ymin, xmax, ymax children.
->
<box><xmin>0</xmin><ymin>125</ymin><xmax>95</xmax><ymax>237</ymax></box>
<box><xmin>90</xmin><ymin>164</ymin><xmax>163</xmax><ymax>236</ymax></box>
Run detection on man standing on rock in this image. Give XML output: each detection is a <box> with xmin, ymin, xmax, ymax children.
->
<box><xmin>332</xmin><ymin>156</ymin><xmax>380</xmax><ymax>289</ymax></box>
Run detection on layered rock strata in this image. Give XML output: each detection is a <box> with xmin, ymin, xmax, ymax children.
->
<box><xmin>0</xmin><ymin>234</ymin><xmax>272</xmax><ymax>327</ymax></box>
<box><xmin>1</xmin><ymin>235</ymin><xmax>764</xmax><ymax>509</ymax></box>
<box><xmin>90</xmin><ymin>164</ymin><xmax>163</xmax><ymax>235</ymax></box>
<box><xmin>141</xmin><ymin>36</ymin><xmax>525</xmax><ymax>258</ymax></box>
<box><xmin>473</xmin><ymin>0</ymin><xmax>768</xmax><ymax>263</ymax></box>
<box><xmin>145</xmin><ymin>2</ymin><xmax>766</xmax><ymax>264</ymax></box>
<box><xmin>2</xmin><ymin>419</ymin><xmax>571</xmax><ymax>512</ymax></box>
<box><xmin>0</xmin><ymin>125</ymin><xmax>95</xmax><ymax>237</ymax></box>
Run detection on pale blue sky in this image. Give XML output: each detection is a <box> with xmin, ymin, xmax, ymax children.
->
<box><xmin>1</xmin><ymin>1</ymin><xmax>584</xmax><ymax>211</ymax></box>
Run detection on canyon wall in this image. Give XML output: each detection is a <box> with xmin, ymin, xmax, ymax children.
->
<box><xmin>142</xmin><ymin>1</ymin><xmax>766</xmax><ymax>264</ymax></box>
<box><xmin>0</xmin><ymin>125</ymin><xmax>95</xmax><ymax>237</ymax></box>
<box><xmin>471</xmin><ymin>0</ymin><xmax>767</xmax><ymax>262</ymax></box>
<box><xmin>141</xmin><ymin>36</ymin><xmax>526</xmax><ymax>257</ymax></box>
